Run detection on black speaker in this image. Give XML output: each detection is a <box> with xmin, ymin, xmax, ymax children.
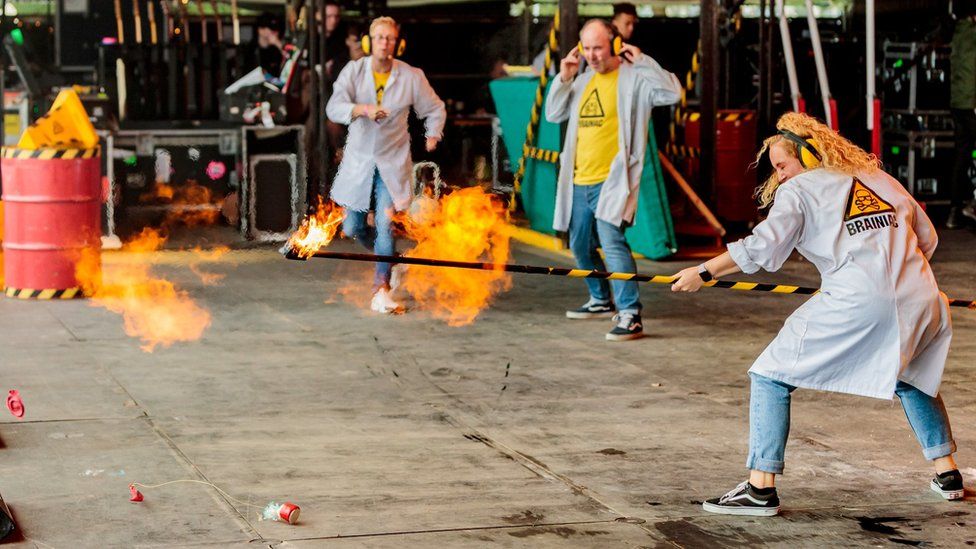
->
<box><xmin>249</xmin><ymin>154</ymin><xmax>298</xmax><ymax>237</ymax></box>
<box><xmin>241</xmin><ymin>126</ymin><xmax>307</xmax><ymax>240</ymax></box>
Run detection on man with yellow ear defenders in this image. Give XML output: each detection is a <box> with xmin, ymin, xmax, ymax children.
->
<box><xmin>777</xmin><ymin>130</ymin><xmax>822</xmax><ymax>168</ymax></box>
<box><xmin>545</xmin><ymin>18</ymin><xmax>681</xmax><ymax>342</ymax></box>
<box><xmin>326</xmin><ymin>16</ymin><xmax>446</xmax><ymax>314</ymax></box>
<box><xmin>360</xmin><ymin>32</ymin><xmax>406</xmax><ymax>59</ymax></box>
<box><xmin>577</xmin><ymin>26</ymin><xmax>630</xmax><ymax>61</ymax></box>
<box><xmin>531</xmin><ymin>3</ymin><xmax>638</xmax><ymax>75</ymax></box>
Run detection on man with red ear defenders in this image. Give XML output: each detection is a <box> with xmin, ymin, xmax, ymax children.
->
<box><xmin>545</xmin><ymin>19</ymin><xmax>681</xmax><ymax>341</ymax></box>
<box><xmin>326</xmin><ymin>16</ymin><xmax>446</xmax><ymax>314</ymax></box>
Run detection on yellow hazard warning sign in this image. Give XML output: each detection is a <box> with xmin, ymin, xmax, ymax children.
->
<box><xmin>844</xmin><ymin>178</ymin><xmax>894</xmax><ymax>221</ymax></box>
<box><xmin>579</xmin><ymin>90</ymin><xmax>605</xmax><ymax>118</ymax></box>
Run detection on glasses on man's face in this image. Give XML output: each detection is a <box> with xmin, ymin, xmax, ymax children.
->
<box><xmin>371</xmin><ymin>34</ymin><xmax>397</xmax><ymax>43</ymax></box>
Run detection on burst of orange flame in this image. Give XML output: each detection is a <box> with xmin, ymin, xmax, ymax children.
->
<box><xmin>287</xmin><ymin>202</ymin><xmax>345</xmax><ymax>258</ymax></box>
<box><xmin>188</xmin><ymin>246</ymin><xmax>231</xmax><ymax>286</ymax></box>
<box><xmin>75</xmin><ymin>228</ymin><xmax>211</xmax><ymax>353</ymax></box>
<box><xmin>141</xmin><ymin>181</ymin><xmax>221</xmax><ymax>228</ymax></box>
<box><xmin>397</xmin><ymin>187</ymin><xmax>511</xmax><ymax>326</ymax></box>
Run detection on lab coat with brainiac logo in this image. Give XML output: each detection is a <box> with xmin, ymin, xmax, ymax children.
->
<box><xmin>727</xmin><ymin>168</ymin><xmax>952</xmax><ymax>400</ymax></box>
<box><xmin>326</xmin><ymin>57</ymin><xmax>447</xmax><ymax>212</ymax></box>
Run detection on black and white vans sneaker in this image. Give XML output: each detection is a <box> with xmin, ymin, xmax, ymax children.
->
<box><xmin>702</xmin><ymin>481</ymin><xmax>781</xmax><ymax>516</ymax></box>
<box><xmin>931</xmin><ymin>469</ymin><xmax>965</xmax><ymax>500</ymax></box>
<box><xmin>606</xmin><ymin>312</ymin><xmax>643</xmax><ymax>341</ymax></box>
<box><xmin>566</xmin><ymin>299</ymin><xmax>615</xmax><ymax>319</ymax></box>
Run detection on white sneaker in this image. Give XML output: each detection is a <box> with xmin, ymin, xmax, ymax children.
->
<box><xmin>390</xmin><ymin>264</ymin><xmax>407</xmax><ymax>291</ymax></box>
<box><xmin>370</xmin><ymin>288</ymin><xmax>403</xmax><ymax>314</ymax></box>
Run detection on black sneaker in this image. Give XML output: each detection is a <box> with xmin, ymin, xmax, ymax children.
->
<box><xmin>606</xmin><ymin>312</ymin><xmax>643</xmax><ymax>341</ymax></box>
<box><xmin>702</xmin><ymin>481</ymin><xmax>781</xmax><ymax>516</ymax></box>
<box><xmin>931</xmin><ymin>469</ymin><xmax>965</xmax><ymax>500</ymax></box>
<box><xmin>566</xmin><ymin>299</ymin><xmax>615</xmax><ymax>319</ymax></box>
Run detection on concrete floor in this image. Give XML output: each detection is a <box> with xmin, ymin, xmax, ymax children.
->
<box><xmin>0</xmin><ymin>228</ymin><xmax>974</xmax><ymax>548</ymax></box>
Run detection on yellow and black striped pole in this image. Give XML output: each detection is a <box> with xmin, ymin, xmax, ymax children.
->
<box><xmin>666</xmin><ymin>40</ymin><xmax>700</xmax><ymax>160</ymax></box>
<box><xmin>510</xmin><ymin>13</ymin><xmax>560</xmax><ymax>213</ymax></box>
<box><xmin>283</xmin><ymin>250</ymin><xmax>976</xmax><ymax>309</ymax></box>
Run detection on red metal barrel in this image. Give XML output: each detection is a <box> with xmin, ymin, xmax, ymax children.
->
<box><xmin>715</xmin><ymin>110</ymin><xmax>758</xmax><ymax>223</ymax></box>
<box><xmin>1</xmin><ymin>147</ymin><xmax>101</xmax><ymax>299</ymax></box>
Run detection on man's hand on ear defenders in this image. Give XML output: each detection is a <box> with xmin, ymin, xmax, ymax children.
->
<box><xmin>619</xmin><ymin>43</ymin><xmax>640</xmax><ymax>63</ymax></box>
<box><xmin>560</xmin><ymin>48</ymin><xmax>581</xmax><ymax>83</ymax></box>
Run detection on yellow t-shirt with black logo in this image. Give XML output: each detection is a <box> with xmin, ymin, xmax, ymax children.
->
<box><xmin>574</xmin><ymin>68</ymin><xmax>620</xmax><ymax>185</ymax></box>
<box><xmin>374</xmin><ymin>71</ymin><xmax>390</xmax><ymax>105</ymax></box>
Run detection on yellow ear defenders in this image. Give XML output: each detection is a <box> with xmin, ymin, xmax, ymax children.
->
<box><xmin>577</xmin><ymin>22</ymin><xmax>624</xmax><ymax>57</ymax></box>
<box><xmin>361</xmin><ymin>34</ymin><xmax>407</xmax><ymax>58</ymax></box>
<box><xmin>778</xmin><ymin>130</ymin><xmax>823</xmax><ymax>168</ymax></box>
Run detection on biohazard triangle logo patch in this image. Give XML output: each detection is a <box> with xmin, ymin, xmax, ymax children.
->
<box><xmin>579</xmin><ymin>89</ymin><xmax>605</xmax><ymax>118</ymax></box>
<box><xmin>844</xmin><ymin>178</ymin><xmax>894</xmax><ymax>221</ymax></box>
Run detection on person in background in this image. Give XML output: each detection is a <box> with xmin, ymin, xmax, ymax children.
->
<box><xmin>256</xmin><ymin>12</ymin><xmax>287</xmax><ymax>78</ymax></box>
<box><xmin>611</xmin><ymin>2</ymin><xmax>638</xmax><ymax>41</ymax></box>
<box><xmin>326</xmin><ymin>16</ymin><xmax>447</xmax><ymax>314</ymax></box>
<box><xmin>545</xmin><ymin>19</ymin><xmax>680</xmax><ymax>341</ymax></box>
<box><xmin>323</xmin><ymin>1</ymin><xmax>351</xmax><ymax>82</ymax></box>
<box><xmin>948</xmin><ymin>0</ymin><xmax>976</xmax><ymax>229</ymax></box>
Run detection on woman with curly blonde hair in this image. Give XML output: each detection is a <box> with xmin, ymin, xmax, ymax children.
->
<box><xmin>671</xmin><ymin>112</ymin><xmax>962</xmax><ymax>516</ymax></box>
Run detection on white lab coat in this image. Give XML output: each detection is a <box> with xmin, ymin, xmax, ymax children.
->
<box><xmin>326</xmin><ymin>57</ymin><xmax>446</xmax><ymax>212</ymax></box>
<box><xmin>728</xmin><ymin>168</ymin><xmax>952</xmax><ymax>399</ymax></box>
<box><xmin>544</xmin><ymin>54</ymin><xmax>680</xmax><ymax>231</ymax></box>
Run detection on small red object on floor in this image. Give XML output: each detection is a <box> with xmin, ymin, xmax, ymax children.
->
<box><xmin>129</xmin><ymin>485</ymin><xmax>144</xmax><ymax>502</ymax></box>
<box><xmin>6</xmin><ymin>390</ymin><xmax>24</xmax><ymax>418</ymax></box>
<box><xmin>278</xmin><ymin>502</ymin><xmax>300</xmax><ymax>524</ymax></box>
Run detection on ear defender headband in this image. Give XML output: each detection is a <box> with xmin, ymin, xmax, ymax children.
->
<box><xmin>361</xmin><ymin>34</ymin><xmax>407</xmax><ymax>58</ymax></box>
<box><xmin>577</xmin><ymin>22</ymin><xmax>624</xmax><ymax>56</ymax></box>
<box><xmin>778</xmin><ymin>129</ymin><xmax>822</xmax><ymax>168</ymax></box>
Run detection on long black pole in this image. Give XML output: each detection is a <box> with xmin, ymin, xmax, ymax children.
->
<box><xmin>283</xmin><ymin>249</ymin><xmax>976</xmax><ymax>309</ymax></box>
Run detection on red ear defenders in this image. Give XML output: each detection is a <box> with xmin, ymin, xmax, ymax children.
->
<box><xmin>361</xmin><ymin>34</ymin><xmax>406</xmax><ymax>58</ymax></box>
<box><xmin>778</xmin><ymin>130</ymin><xmax>822</xmax><ymax>168</ymax></box>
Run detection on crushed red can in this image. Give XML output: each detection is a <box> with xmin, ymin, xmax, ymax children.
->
<box><xmin>278</xmin><ymin>502</ymin><xmax>300</xmax><ymax>524</ymax></box>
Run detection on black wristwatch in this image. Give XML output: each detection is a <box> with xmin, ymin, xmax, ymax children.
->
<box><xmin>697</xmin><ymin>264</ymin><xmax>713</xmax><ymax>282</ymax></box>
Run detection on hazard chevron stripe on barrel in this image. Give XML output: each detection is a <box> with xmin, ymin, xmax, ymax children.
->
<box><xmin>4</xmin><ymin>287</ymin><xmax>83</xmax><ymax>299</ymax></box>
<box><xmin>1</xmin><ymin>147</ymin><xmax>100</xmax><ymax>159</ymax></box>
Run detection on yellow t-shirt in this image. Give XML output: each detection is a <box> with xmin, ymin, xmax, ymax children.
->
<box><xmin>574</xmin><ymin>68</ymin><xmax>620</xmax><ymax>185</ymax></box>
<box><xmin>374</xmin><ymin>71</ymin><xmax>390</xmax><ymax>105</ymax></box>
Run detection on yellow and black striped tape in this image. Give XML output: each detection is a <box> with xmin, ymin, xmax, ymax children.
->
<box><xmin>718</xmin><ymin>112</ymin><xmax>755</xmax><ymax>122</ymax></box>
<box><xmin>668</xmin><ymin>40</ymin><xmax>701</xmax><ymax>155</ymax></box>
<box><xmin>1</xmin><ymin>147</ymin><xmax>101</xmax><ymax>160</ymax></box>
<box><xmin>680</xmin><ymin>112</ymin><xmax>755</xmax><ymax>124</ymax></box>
<box><xmin>293</xmin><ymin>251</ymin><xmax>976</xmax><ymax>309</ymax></box>
<box><xmin>5</xmin><ymin>287</ymin><xmax>84</xmax><ymax>300</ymax></box>
<box><xmin>665</xmin><ymin>143</ymin><xmax>700</xmax><ymax>159</ymax></box>
<box><xmin>524</xmin><ymin>146</ymin><xmax>560</xmax><ymax>163</ymax></box>
<box><xmin>512</xmin><ymin>13</ymin><xmax>560</xmax><ymax>212</ymax></box>
<box><xmin>562</xmin><ymin>269</ymin><xmax>818</xmax><ymax>295</ymax></box>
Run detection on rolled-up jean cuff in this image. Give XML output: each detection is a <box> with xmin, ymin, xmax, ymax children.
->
<box><xmin>922</xmin><ymin>440</ymin><xmax>957</xmax><ymax>461</ymax></box>
<box><xmin>747</xmin><ymin>455</ymin><xmax>785</xmax><ymax>474</ymax></box>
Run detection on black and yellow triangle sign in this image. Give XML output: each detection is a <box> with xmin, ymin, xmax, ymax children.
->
<box><xmin>844</xmin><ymin>178</ymin><xmax>894</xmax><ymax>221</ymax></box>
<box><xmin>579</xmin><ymin>89</ymin><xmax>605</xmax><ymax>118</ymax></box>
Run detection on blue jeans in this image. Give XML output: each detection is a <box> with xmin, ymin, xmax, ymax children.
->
<box><xmin>747</xmin><ymin>373</ymin><xmax>957</xmax><ymax>474</ymax></box>
<box><xmin>342</xmin><ymin>169</ymin><xmax>395</xmax><ymax>289</ymax></box>
<box><xmin>567</xmin><ymin>183</ymin><xmax>641</xmax><ymax>314</ymax></box>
